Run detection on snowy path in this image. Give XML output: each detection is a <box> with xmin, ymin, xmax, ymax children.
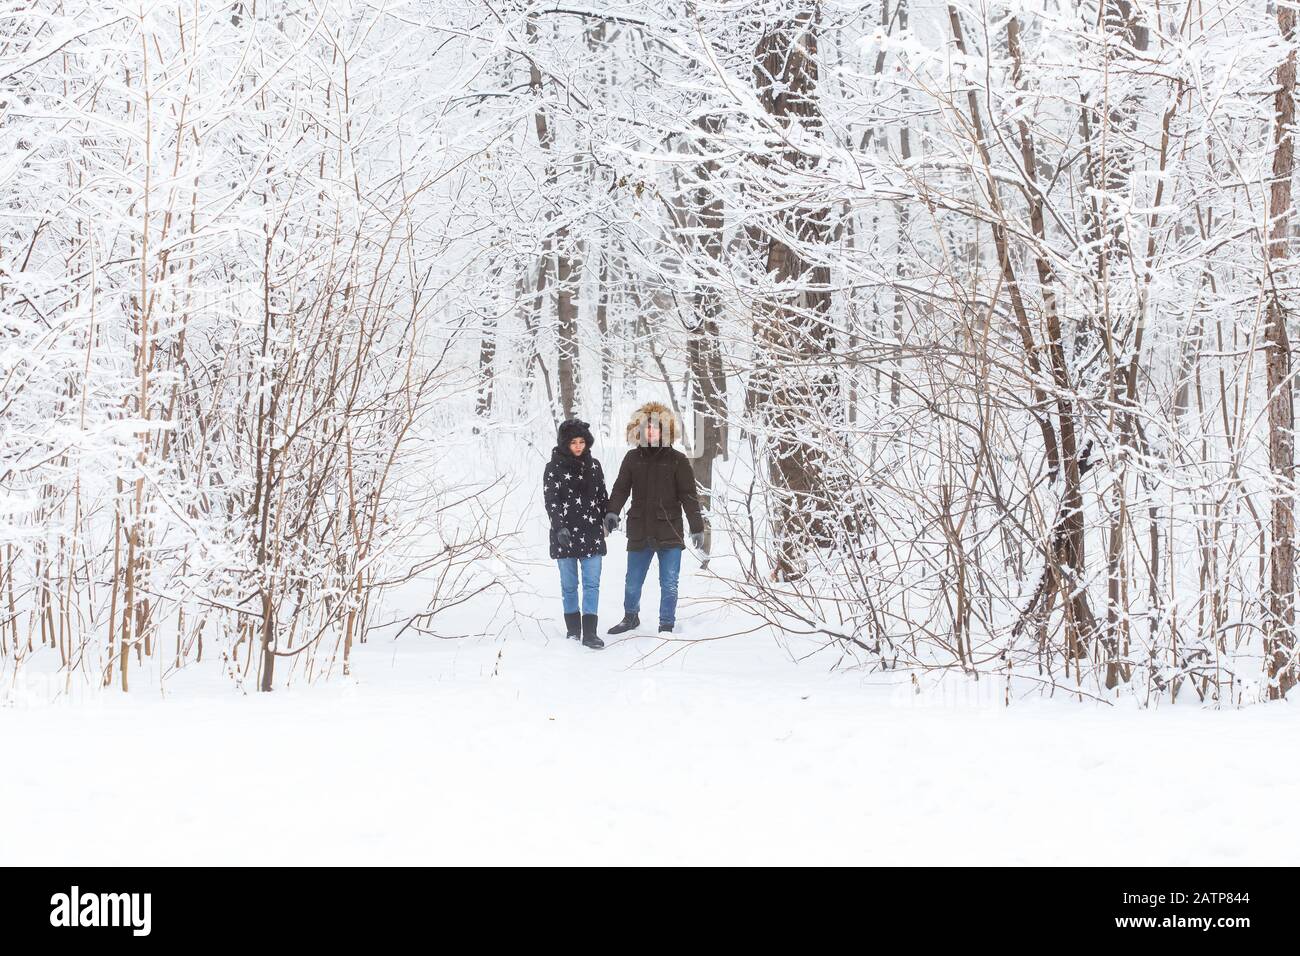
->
<box><xmin>4</xmin><ymin>455</ymin><xmax>1298</xmax><ymax>866</ymax></box>
<box><xmin>4</xmin><ymin>619</ymin><xmax>1298</xmax><ymax>865</ymax></box>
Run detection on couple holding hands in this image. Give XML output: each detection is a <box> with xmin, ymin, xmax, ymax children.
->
<box><xmin>543</xmin><ymin>402</ymin><xmax>705</xmax><ymax>650</ymax></box>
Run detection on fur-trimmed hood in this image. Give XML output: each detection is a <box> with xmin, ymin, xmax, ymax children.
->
<box><xmin>625</xmin><ymin>401</ymin><xmax>680</xmax><ymax>447</ymax></box>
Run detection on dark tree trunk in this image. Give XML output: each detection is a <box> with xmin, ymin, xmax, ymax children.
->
<box><xmin>556</xmin><ymin>224</ymin><xmax>580</xmax><ymax>419</ymax></box>
<box><xmin>752</xmin><ymin>8</ymin><xmax>837</xmax><ymax>581</ymax></box>
<box><xmin>687</xmin><ymin>114</ymin><xmax>729</xmax><ymax>521</ymax></box>
<box><xmin>1266</xmin><ymin>3</ymin><xmax>1298</xmax><ymax>699</ymax></box>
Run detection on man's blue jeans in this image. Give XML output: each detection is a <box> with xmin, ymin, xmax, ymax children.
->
<box><xmin>557</xmin><ymin>555</ymin><xmax>602</xmax><ymax>615</ymax></box>
<box><xmin>624</xmin><ymin>546</ymin><xmax>682</xmax><ymax>626</ymax></box>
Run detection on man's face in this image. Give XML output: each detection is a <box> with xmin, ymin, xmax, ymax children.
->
<box><xmin>568</xmin><ymin>437</ymin><xmax>586</xmax><ymax>456</ymax></box>
<box><xmin>645</xmin><ymin>422</ymin><xmax>662</xmax><ymax>446</ymax></box>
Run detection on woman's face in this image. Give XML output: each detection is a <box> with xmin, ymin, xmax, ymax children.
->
<box><xmin>568</xmin><ymin>436</ymin><xmax>587</xmax><ymax>456</ymax></box>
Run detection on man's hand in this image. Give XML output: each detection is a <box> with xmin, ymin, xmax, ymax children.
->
<box><xmin>557</xmin><ymin>527</ymin><xmax>572</xmax><ymax>547</ymax></box>
<box><xmin>689</xmin><ymin>531</ymin><xmax>705</xmax><ymax>550</ymax></box>
<box><xmin>603</xmin><ymin>513</ymin><xmax>619</xmax><ymax>536</ymax></box>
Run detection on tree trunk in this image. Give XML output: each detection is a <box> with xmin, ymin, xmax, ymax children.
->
<box><xmin>752</xmin><ymin>8</ymin><xmax>837</xmax><ymax>581</ymax></box>
<box><xmin>475</xmin><ymin>241</ymin><xmax>503</xmax><ymax>425</ymax></box>
<box><xmin>556</xmin><ymin>224</ymin><xmax>580</xmax><ymax>419</ymax></box>
<box><xmin>688</xmin><ymin>113</ymin><xmax>729</xmax><ymax>521</ymax></box>
<box><xmin>593</xmin><ymin>243</ymin><xmax>614</xmax><ymax>429</ymax></box>
<box><xmin>1266</xmin><ymin>3</ymin><xmax>1298</xmax><ymax>699</ymax></box>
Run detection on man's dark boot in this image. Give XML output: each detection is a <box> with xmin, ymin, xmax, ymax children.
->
<box><xmin>659</xmin><ymin>623</ymin><xmax>674</xmax><ymax>633</ymax></box>
<box><xmin>581</xmin><ymin>614</ymin><xmax>604</xmax><ymax>650</ymax></box>
<box><xmin>607</xmin><ymin>613</ymin><xmax>639</xmax><ymax>635</ymax></box>
<box><xmin>564</xmin><ymin>611</ymin><xmax>581</xmax><ymax>640</ymax></box>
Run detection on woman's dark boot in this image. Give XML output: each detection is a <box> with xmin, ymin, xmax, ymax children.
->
<box><xmin>581</xmin><ymin>614</ymin><xmax>604</xmax><ymax>650</ymax></box>
<box><xmin>564</xmin><ymin>611</ymin><xmax>582</xmax><ymax>639</ymax></box>
<box><xmin>607</xmin><ymin>613</ymin><xmax>639</xmax><ymax>635</ymax></box>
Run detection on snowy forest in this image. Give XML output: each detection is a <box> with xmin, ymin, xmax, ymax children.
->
<box><xmin>4</xmin><ymin>0</ymin><xmax>1300</xmax><ymax>710</ymax></box>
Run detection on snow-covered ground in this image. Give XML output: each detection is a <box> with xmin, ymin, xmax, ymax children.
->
<box><xmin>3</xmin><ymin>441</ymin><xmax>1297</xmax><ymax>866</ymax></box>
<box><xmin>5</xmin><ymin>539</ymin><xmax>1298</xmax><ymax>866</ymax></box>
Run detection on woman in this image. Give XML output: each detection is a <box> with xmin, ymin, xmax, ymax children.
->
<box><xmin>544</xmin><ymin>418</ymin><xmax>609</xmax><ymax>649</ymax></box>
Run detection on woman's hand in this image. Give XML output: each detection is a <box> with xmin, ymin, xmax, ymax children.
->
<box><xmin>603</xmin><ymin>513</ymin><xmax>619</xmax><ymax>535</ymax></box>
<box><xmin>557</xmin><ymin>527</ymin><xmax>572</xmax><ymax>547</ymax></box>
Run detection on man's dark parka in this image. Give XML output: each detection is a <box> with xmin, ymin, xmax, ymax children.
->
<box><xmin>607</xmin><ymin>402</ymin><xmax>704</xmax><ymax>552</ymax></box>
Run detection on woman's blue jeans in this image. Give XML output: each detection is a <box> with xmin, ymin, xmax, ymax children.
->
<box><xmin>557</xmin><ymin>554</ymin><xmax>602</xmax><ymax>615</ymax></box>
<box><xmin>623</xmin><ymin>546</ymin><xmax>682</xmax><ymax>626</ymax></box>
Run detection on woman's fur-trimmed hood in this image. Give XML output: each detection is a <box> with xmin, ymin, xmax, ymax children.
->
<box><xmin>625</xmin><ymin>401</ymin><xmax>680</xmax><ymax>447</ymax></box>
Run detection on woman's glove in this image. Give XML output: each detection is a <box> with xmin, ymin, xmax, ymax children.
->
<box><xmin>557</xmin><ymin>527</ymin><xmax>572</xmax><ymax>547</ymax></box>
<box><xmin>603</xmin><ymin>513</ymin><xmax>619</xmax><ymax>535</ymax></box>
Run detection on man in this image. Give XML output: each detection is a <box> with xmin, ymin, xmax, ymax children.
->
<box><xmin>603</xmin><ymin>401</ymin><xmax>705</xmax><ymax>634</ymax></box>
